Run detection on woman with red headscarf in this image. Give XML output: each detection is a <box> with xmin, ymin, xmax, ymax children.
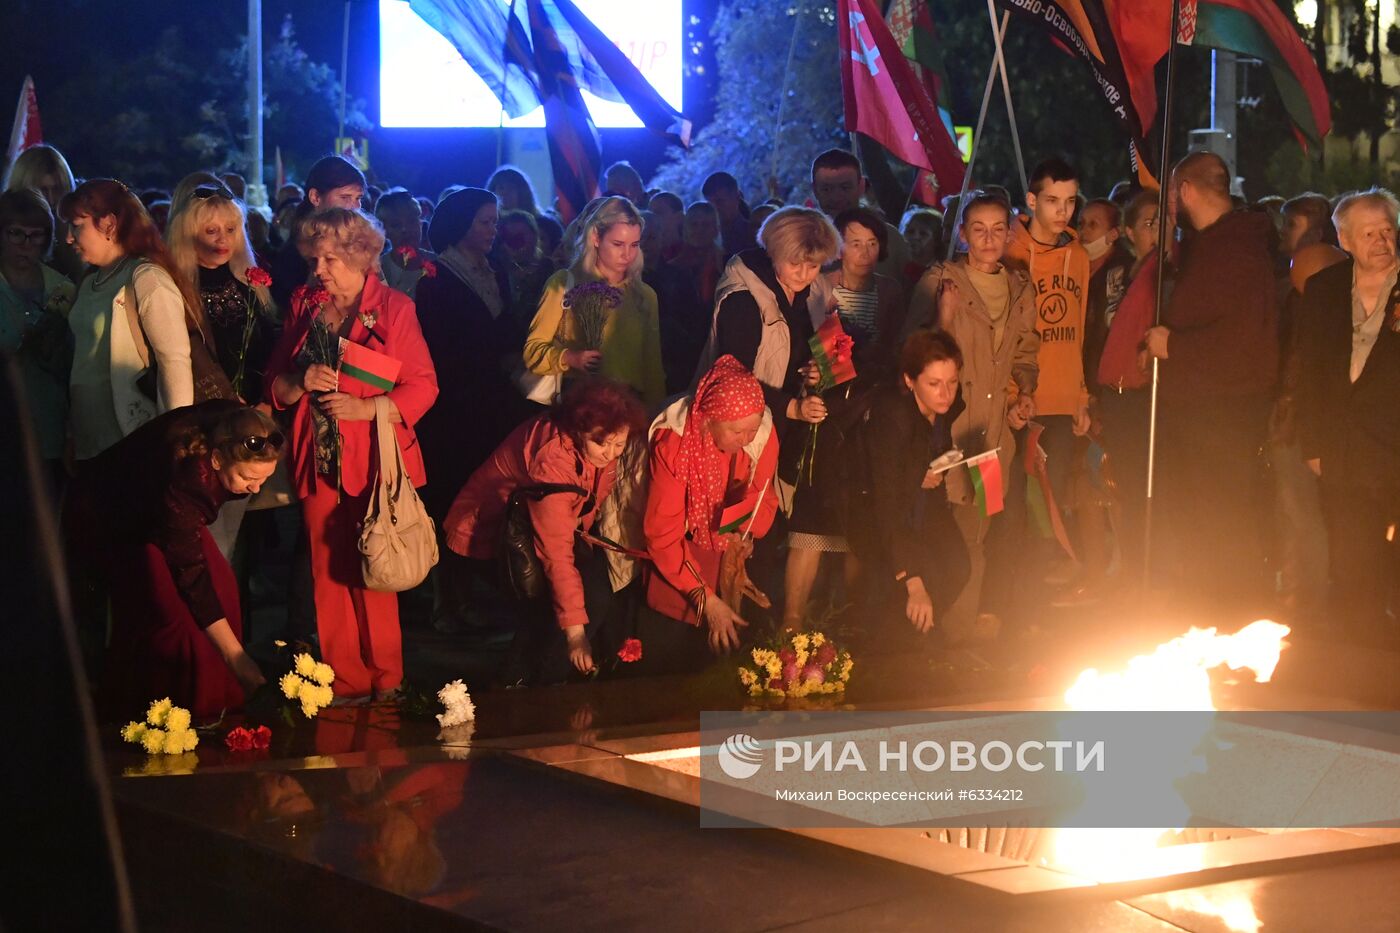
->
<box><xmin>640</xmin><ymin>355</ymin><xmax>779</xmax><ymax>672</ymax></box>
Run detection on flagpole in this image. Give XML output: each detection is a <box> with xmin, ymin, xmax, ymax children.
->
<box><xmin>770</xmin><ymin>7</ymin><xmax>807</xmax><ymax>185</ymax></box>
<box><xmin>337</xmin><ymin>1</ymin><xmax>350</xmax><ymax>148</ymax></box>
<box><xmin>945</xmin><ymin>11</ymin><xmax>1010</xmax><ymax>261</ymax></box>
<box><xmin>986</xmin><ymin>0</ymin><xmax>1027</xmax><ymax>199</ymax></box>
<box><xmin>1143</xmin><ymin>0</ymin><xmax>1183</xmax><ymax>590</ymax></box>
<box><xmin>497</xmin><ymin>0</ymin><xmax>519</xmax><ymax>169</ymax></box>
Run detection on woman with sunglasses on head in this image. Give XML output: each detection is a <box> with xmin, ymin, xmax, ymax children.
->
<box><xmin>166</xmin><ymin>179</ymin><xmax>276</xmax><ymax>403</ymax></box>
<box><xmin>64</xmin><ymin>400</ymin><xmax>279</xmax><ymax>720</ymax></box>
<box><xmin>59</xmin><ymin>179</ymin><xmax>210</xmax><ymax>466</ymax></box>
<box><xmin>0</xmin><ymin>188</ymin><xmax>76</xmax><ymax>496</ymax></box>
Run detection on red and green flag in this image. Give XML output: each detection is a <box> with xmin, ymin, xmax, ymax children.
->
<box><xmin>964</xmin><ymin>449</ymin><xmax>1004</xmax><ymax>518</ymax></box>
<box><xmin>1023</xmin><ymin>421</ymin><xmax>1078</xmax><ymax>562</ymax></box>
<box><xmin>809</xmin><ymin>314</ymin><xmax>857</xmax><ymax>391</ymax></box>
<box><xmin>338</xmin><ymin>338</ymin><xmax>402</xmax><ymax>398</ymax></box>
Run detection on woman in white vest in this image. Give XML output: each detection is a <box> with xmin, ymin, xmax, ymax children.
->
<box><xmin>60</xmin><ymin>179</ymin><xmax>199</xmax><ymax>465</ymax></box>
<box><xmin>697</xmin><ymin>206</ymin><xmax>839</xmax><ymax>449</ymax></box>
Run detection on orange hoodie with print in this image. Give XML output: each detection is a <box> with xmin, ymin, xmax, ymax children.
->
<box><xmin>1003</xmin><ymin>217</ymin><xmax>1090</xmax><ymax>416</ymax></box>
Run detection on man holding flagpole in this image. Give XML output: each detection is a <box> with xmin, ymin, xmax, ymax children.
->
<box><xmin>1145</xmin><ymin>151</ymin><xmax>1277</xmax><ymax>610</ymax></box>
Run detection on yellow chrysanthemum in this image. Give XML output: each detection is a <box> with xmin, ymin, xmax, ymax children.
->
<box><xmin>165</xmin><ymin>706</ymin><xmax>191</xmax><ymax>734</ymax></box>
<box><xmin>751</xmin><ymin>648</ymin><xmax>774</xmax><ymax>668</ymax></box>
<box><xmin>738</xmin><ymin>668</ymin><xmax>757</xmax><ymax>687</ymax></box>
<box><xmin>794</xmin><ymin>648</ymin><xmax>808</xmax><ymax>670</ymax></box>
<box><xmin>810</xmin><ymin>632</ymin><xmax>825</xmax><ymax>647</ymax></box>
<box><xmin>141</xmin><ymin>729</ymin><xmax>167</xmax><ymax>754</ymax></box>
<box><xmin>294</xmin><ymin>653</ymin><xmax>317</xmax><ymax>677</ymax></box>
<box><xmin>748</xmin><ymin>683</ymin><xmax>764</xmax><ymax>697</ymax></box>
<box><xmin>311</xmin><ymin>684</ymin><xmax>334</xmax><ymax>708</ymax></box>
<box><xmin>300</xmin><ymin>699</ymin><xmax>321</xmax><ymax>719</ymax></box>
<box><xmin>163</xmin><ymin>730</ymin><xmax>194</xmax><ymax>755</ymax></box>
<box><xmin>312</xmin><ymin>662</ymin><xmax>335</xmax><ymax>687</ymax></box>
<box><xmin>121</xmin><ymin>721</ymin><xmax>146</xmax><ymax>743</ymax></box>
<box><xmin>280</xmin><ymin>672</ymin><xmax>303</xmax><ymax>699</ymax></box>
<box><xmin>765</xmin><ymin>660</ymin><xmax>781</xmax><ymax>680</ymax></box>
<box><xmin>182</xmin><ymin>730</ymin><xmax>199</xmax><ymax>752</ymax></box>
<box><xmin>792</xmin><ymin>633</ymin><xmax>809</xmax><ymax>651</ymax></box>
<box><xmin>146</xmin><ymin>698</ymin><xmax>172</xmax><ymax>727</ymax></box>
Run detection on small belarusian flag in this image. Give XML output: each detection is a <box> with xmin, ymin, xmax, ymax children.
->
<box><xmin>338</xmin><ymin>338</ymin><xmax>401</xmax><ymax>397</ymax></box>
<box><xmin>964</xmin><ymin>449</ymin><xmax>1003</xmax><ymax>517</ymax></box>
<box><xmin>717</xmin><ymin>479</ymin><xmax>770</xmax><ymax>536</ymax></box>
<box><xmin>809</xmin><ymin>314</ymin><xmax>857</xmax><ymax>391</ymax></box>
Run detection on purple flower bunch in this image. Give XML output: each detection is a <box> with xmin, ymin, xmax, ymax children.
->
<box><xmin>564</xmin><ymin>281</ymin><xmax>624</xmax><ymax>352</ymax></box>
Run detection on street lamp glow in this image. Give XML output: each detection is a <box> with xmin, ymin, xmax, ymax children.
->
<box><xmin>1294</xmin><ymin>0</ymin><xmax>1318</xmax><ymax>29</ymax></box>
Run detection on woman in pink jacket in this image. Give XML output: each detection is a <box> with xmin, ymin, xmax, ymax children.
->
<box><xmin>443</xmin><ymin>378</ymin><xmax>647</xmax><ymax>684</ymax></box>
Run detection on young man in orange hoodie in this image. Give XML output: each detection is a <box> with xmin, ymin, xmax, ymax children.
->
<box><xmin>1004</xmin><ymin>158</ymin><xmax>1091</xmax><ymax>528</ymax></box>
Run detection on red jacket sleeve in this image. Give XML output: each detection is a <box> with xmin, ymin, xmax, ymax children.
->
<box><xmin>263</xmin><ymin>298</ymin><xmax>310</xmax><ymax>411</ymax></box>
<box><xmin>644</xmin><ymin>430</ymin><xmax>708</xmax><ymax>598</ymax></box>
<box><xmin>525</xmin><ymin>442</ymin><xmax>595</xmax><ymax>630</ymax></box>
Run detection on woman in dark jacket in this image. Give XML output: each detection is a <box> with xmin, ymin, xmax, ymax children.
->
<box><xmin>65</xmin><ymin>400</ymin><xmax>278</xmax><ymax>719</ymax></box>
<box><xmin>413</xmin><ymin>187</ymin><xmax>529</xmax><ymax>523</ymax></box>
<box><xmin>851</xmin><ymin>330</ymin><xmax>970</xmax><ymax>646</ymax></box>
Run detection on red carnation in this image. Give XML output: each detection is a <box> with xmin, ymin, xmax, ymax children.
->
<box><xmin>779</xmin><ymin>648</ymin><xmax>797</xmax><ymax>664</ymax></box>
<box><xmin>250</xmin><ymin>725</ymin><xmax>272</xmax><ymax>749</ymax></box>
<box><xmin>617</xmin><ymin>638</ymin><xmax>643</xmax><ymax>663</ymax></box>
<box><xmin>396</xmin><ymin>244</ymin><xmax>419</xmax><ymax>261</ymax></box>
<box><xmin>225</xmin><ymin>727</ymin><xmax>254</xmax><ymax>752</ymax></box>
<box><xmin>814</xmin><ymin>643</ymin><xmax>837</xmax><ymax>667</ymax></box>
<box><xmin>246</xmin><ymin>267</ymin><xmax>272</xmax><ymax>288</ymax></box>
<box><xmin>421</xmin><ymin>259</ymin><xmax>438</xmax><ymax>278</ymax></box>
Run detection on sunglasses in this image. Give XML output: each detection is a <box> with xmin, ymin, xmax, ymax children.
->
<box><xmin>192</xmin><ymin>184</ymin><xmax>236</xmax><ymax>202</ymax></box>
<box><xmin>4</xmin><ymin>227</ymin><xmax>47</xmax><ymax>245</ymax></box>
<box><xmin>242</xmin><ymin>431</ymin><xmax>284</xmax><ymax>453</ymax></box>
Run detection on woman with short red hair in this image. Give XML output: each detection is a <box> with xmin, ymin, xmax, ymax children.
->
<box><xmin>443</xmin><ymin>377</ymin><xmax>647</xmax><ymax>683</ymax></box>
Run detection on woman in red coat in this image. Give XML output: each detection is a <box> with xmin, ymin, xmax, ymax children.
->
<box><xmin>265</xmin><ymin>207</ymin><xmax>439</xmax><ymax>701</ymax></box>
<box><xmin>65</xmin><ymin>400</ymin><xmax>277</xmax><ymax>720</ymax></box>
<box><xmin>641</xmin><ymin>355</ymin><xmax>779</xmax><ymax>673</ymax></box>
<box><xmin>443</xmin><ymin>378</ymin><xmax>648</xmax><ymax>683</ymax></box>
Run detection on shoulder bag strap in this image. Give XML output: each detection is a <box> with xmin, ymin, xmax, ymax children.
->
<box><xmin>373</xmin><ymin>396</ymin><xmax>405</xmax><ymax>514</ymax></box>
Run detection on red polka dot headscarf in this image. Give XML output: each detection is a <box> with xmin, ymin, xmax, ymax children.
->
<box><xmin>678</xmin><ymin>355</ymin><xmax>765</xmax><ymax>551</ymax></box>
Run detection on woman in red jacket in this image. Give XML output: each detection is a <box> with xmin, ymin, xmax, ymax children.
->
<box><xmin>641</xmin><ymin>355</ymin><xmax>779</xmax><ymax>673</ymax></box>
<box><xmin>265</xmin><ymin>207</ymin><xmax>439</xmax><ymax>701</ymax></box>
<box><xmin>443</xmin><ymin>378</ymin><xmax>647</xmax><ymax>683</ymax></box>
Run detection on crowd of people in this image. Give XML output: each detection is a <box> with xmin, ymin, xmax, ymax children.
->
<box><xmin>3</xmin><ymin>138</ymin><xmax>1396</xmax><ymax>722</ymax></box>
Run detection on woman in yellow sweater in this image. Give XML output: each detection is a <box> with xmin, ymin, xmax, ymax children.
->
<box><xmin>522</xmin><ymin>196</ymin><xmax>665</xmax><ymax>406</ymax></box>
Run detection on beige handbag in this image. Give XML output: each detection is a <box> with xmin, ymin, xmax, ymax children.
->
<box><xmin>359</xmin><ymin>397</ymin><xmax>439</xmax><ymax>591</ymax></box>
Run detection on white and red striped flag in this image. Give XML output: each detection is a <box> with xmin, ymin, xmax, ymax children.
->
<box><xmin>6</xmin><ymin>76</ymin><xmax>43</xmax><ymax>172</ymax></box>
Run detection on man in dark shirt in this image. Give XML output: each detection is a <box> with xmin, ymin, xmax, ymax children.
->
<box><xmin>1144</xmin><ymin>151</ymin><xmax>1278</xmax><ymax>609</ymax></box>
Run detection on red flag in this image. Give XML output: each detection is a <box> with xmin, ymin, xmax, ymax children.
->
<box><xmin>836</xmin><ymin>0</ymin><xmax>964</xmax><ymax>193</ymax></box>
<box><xmin>6</xmin><ymin>76</ymin><xmax>42</xmax><ymax>171</ymax></box>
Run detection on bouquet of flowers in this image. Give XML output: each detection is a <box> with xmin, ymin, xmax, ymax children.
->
<box><xmin>737</xmin><ymin>631</ymin><xmax>853</xmax><ymax>699</ymax></box>
<box><xmin>279</xmin><ymin>652</ymin><xmax>336</xmax><ymax>718</ymax></box>
<box><xmin>436</xmin><ymin>679</ymin><xmax>476</xmax><ymax>728</ymax></box>
<box><xmin>121</xmin><ymin>698</ymin><xmax>200</xmax><ymax>755</ymax></box>
<box><xmin>564</xmin><ymin>280</ymin><xmax>623</xmax><ymax>352</ymax></box>
<box><xmin>797</xmin><ymin>315</ymin><xmax>857</xmax><ymax>484</ymax></box>
<box><xmin>232</xmin><ymin>266</ymin><xmax>274</xmax><ymax>397</ymax></box>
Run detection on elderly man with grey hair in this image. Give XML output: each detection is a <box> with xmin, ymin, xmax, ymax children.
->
<box><xmin>1296</xmin><ymin>187</ymin><xmax>1400</xmax><ymax>646</ymax></box>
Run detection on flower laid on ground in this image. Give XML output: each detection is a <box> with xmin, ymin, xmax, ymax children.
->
<box><xmin>436</xmin><ymin>679</ymin><xmax>476</xmax><ymax>728</ymax></box>
<box><xmin>280</xmin><ymin>653</ymin><xmax>335</xmax><ymax>718</ymax></box>
<box><xmin>225</xmin><ymin>725</ymin><xmax>272</xmax><ymax>752</ymax></box>
<box><xmin>737</xmin><ymin>631</ymin><xmax>852</xmax><ymax>699</ymax></box>
<box><xmin>617</xmin><ymin>638</ymin><xmax>643</xmax><ymax>663</ymax></box>
<box><xmin>121</xmin><ymin>698</ymin><xmax>199</xmax><ymax>755</ymax></box>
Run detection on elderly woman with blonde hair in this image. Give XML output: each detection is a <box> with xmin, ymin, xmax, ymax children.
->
<box><xmin>698</xmin><ymin>205</ymin><xmax>841</xmax><ymax>441</ymax></box>
<box><xmin>523</xmin><ymin>195</ymin><xmax>665</xmax><ymax>405</ymax></box>
<box><xmin>264</xmin><ymin>207</ymin><xmax>439</xmax><ymax>701</ymax></box>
